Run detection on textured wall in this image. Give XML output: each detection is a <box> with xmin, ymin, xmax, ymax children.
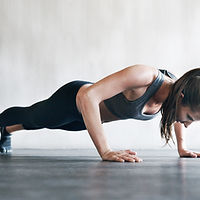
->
<box><xmin>0</xmin><ymin>0</ymin><xmax>200</xmax><ymax>150</ymax></box>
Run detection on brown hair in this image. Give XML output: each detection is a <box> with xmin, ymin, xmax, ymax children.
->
<box><xmin>160</xmin><ymin>68</ymin><xmax>200</xmax><ymax>145</ymax></box>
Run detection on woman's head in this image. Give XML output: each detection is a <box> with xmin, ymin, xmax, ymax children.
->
<box><xmin>176</xmin><ymin>99</ymin><xmax>200</xmax><ymax>128</ymax></box>
<box><xmin>160</xmin><ymin>68</ymin><xmax>200</xmax><ymax>145</ymax></box>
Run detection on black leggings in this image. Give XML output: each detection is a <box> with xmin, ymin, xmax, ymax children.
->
<box><xmin>0</xmin><ymin>80</ymin><xmax>93</xmax><ymax>131</ymax></box>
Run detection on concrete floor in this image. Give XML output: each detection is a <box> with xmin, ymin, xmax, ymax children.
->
<box><xmin>0</xmin><ymin>149</ymin><xmax>200</xmax><ymax>200</ymax></box>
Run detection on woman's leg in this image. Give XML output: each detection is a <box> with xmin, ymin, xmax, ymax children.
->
<box><xmin>0</xmin><ymin>80</ymin><xmax>92</xmax><ymax>130</ymax></box>
<box><xmin>49</xmin><ymin>120</ymin><xmax>87</xmax><ymax>131</ymax></box>
<box><xmin>0</xmin><ymin>80</ymin><xmax>93</xmax><ymax>153</ymax></box>
<box><xmin>6</xmin><ymin>124</ymin><xmax>24</xmax><ymax>134</ymax></box>
<box><xmin>3</xmin><ymin>120</ymin><xmax>87</xmax><ymax>133</ymax></box>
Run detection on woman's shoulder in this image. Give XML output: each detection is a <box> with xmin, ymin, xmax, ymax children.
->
<box><xmin>125</xmin><ymin>64</ymin><xmax>160</xmax><ymax>81</ymax></box>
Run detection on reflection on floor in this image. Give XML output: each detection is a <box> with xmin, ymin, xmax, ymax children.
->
<box><xmin>0</xmin><ymin>149</ymin><xmax>200</xmax><ymax>200</ymax></box>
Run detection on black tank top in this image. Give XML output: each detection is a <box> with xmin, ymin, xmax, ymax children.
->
<box><xmin>103</xmin><ymin>69</ymin><xmax>177</xmax><ymax>121</ymax></box>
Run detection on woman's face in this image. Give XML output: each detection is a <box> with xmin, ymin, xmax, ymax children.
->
<box><xmin>176</xmin><ymin>105</ymin><xmax>195</xmax><ymax>128</ymax></box>
<box><xmin>175</xmin><ymin>94</ymin><xmax>200</xmax><ymax>128</ymax></box>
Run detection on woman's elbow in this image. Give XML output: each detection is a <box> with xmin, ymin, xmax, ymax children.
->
<box><xmin>77</xmin><ymin>89</ymin><xmax>99</xmax><ymax>112</ymax></box>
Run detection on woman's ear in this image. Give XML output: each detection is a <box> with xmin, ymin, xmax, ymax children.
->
<box><xmin>180</xmin><ymin>92</ymin><xmax>184</xmax><ymax>98</ymax></box>
<box><xmin>177</xmin><ymin>92</ymin><xmax>184</xmax><ymax>104</ymax></box>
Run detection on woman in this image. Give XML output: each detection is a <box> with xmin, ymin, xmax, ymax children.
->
<box><xmin>0</xmin><ymin>64</ymin><xmax>200</xmax><ymax>162</ymax></box>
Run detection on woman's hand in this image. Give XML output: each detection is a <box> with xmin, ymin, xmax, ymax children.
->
<box><xmin>101</xmin><ymin>149</ymin><xmax>143</xmax><ymax>162</ymax></box>
<box><xmin>178</xmin><ymin>148</ymin><xmax>200</xmax><ymax>158</ymax></box>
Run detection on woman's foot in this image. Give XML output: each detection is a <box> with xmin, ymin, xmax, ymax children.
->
<box><xmin>0</xmin><ymin>127</ymin><xmax>12</xmax><ymax>154</ymax></box>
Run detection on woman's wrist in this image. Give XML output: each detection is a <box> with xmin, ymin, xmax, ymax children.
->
<box><xmin>100</xmin><ymin>148</ymin><xmax>112</xmax><ymax>158</ymax></box>
<box><xmin>178</xmin><ymin>147</ymin><xmax>187</xmax><ymax>155</ymax></box>
<box><xmin>178</xmin><ymin>143</ymin><xmax>186</xmax><ymax>151</ymax></box>
<box><xmin>178</xmin><ymin>146</ymin><xmax>184</xmax><ymax>152</ymax></box>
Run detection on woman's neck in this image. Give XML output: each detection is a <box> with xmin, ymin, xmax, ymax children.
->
<box><xmin>154</xmin><ymin>80</ymin><xmax>174</xmax><ymax>104</ymax></box>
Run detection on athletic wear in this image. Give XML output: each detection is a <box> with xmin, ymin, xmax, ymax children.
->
<box><xmin>103</xmin><ymin>69</ymin><xmax>177</xmax><ymax>120</ymax></box>
<box><xmin>0</xmin><ymin>127</ymin><xmax>12</xmax><ymax>153</ymax></box>
<box><xmin>0</xmin><ymin>69</ymin><xmax>177</xmax><ymax>134</ymax></box>
<box><xmin>159</xmin><ymin>69</ymin><xmax>177</xmax><ymax>81</ymax></box>
<box><xmin>0</xmin><ymin>80</ymin><xmax>93</xmax><ymax>132</ymax></box>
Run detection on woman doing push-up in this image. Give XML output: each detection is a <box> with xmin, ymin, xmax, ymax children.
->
<box><xmin>0</xmin><ymin>64</ymin><xmax>200</xmax><ymax>162</ymax></box>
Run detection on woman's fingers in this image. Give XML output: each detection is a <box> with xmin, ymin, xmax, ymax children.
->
<box><xmin>180</xmin><ymin>150</ymin><xmax>197</xmax><ymax>158</ymax></box>
<box><xmin>114</xmin><ymin>157</ymin><xmax>125</xmax><ymax>162</ymax></box>
<box><xmin>190</xmin><ymin>152</ymin><xmax>198</xmax><ymax>158</ymax></box>
<box><xmin>122</xmin><ymin>150</ymin><xmax>142</xmax><ymax>162</ymax></box>
<box><xmin>125</xmin><ymin>149</ymin><xmax>137</xmax><ymax>155</ymax></box>
<box><xmin>193</xmin><ymin>152</ymin><xmax>200</xmax><ymax>157</ymax></box>
<box><xmin>111</xmin><ymin>155</ymin><xmax>125</xmax><ymax>162</ymax></box>
<box><xmin>120</xmin><ymin>155</ymin><xmax>135</xmax><ymax>162</ymax></box>
<box><xmin>101</xmin><ymin>150</ymin><xmax>143</xmax><ymax>163</ymax></box>
<box><xmin>118</xmin><ymin>154</ymin><xmax>142</xmax><ymax>162</ymax></box>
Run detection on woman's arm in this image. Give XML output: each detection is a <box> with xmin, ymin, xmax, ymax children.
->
<box><xmin>174</xmin><ymin>122</ymin><xmax>200</xmax><ymax>157</ymax></box>
<box><xmin>78</xmin><ymin>91</ymin><xmax>111</xmax><ymax>157</ymax></box>
<box><xmin>78</xmin><ymin>92</ymin><xmax>141</xmax><ymax>162</ymax></box>
<box><xmin>76</xmin><ymin>64</ymin><xmax>158</xmax><ymax>162</ymax></box>
<box><xmin>174</xmin><ymin>122</ymin><xmax>187</xmax><ymax>152</ymax></box>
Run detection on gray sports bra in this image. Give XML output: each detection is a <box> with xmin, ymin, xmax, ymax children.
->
<box><xmin>103</xmin><ymin>69</ymin><xmax>177</xmax><ymax>121</ymax></box>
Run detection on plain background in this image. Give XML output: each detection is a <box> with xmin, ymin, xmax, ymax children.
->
<box><xmin>0</xmin><ymin>0</ymin><xmax>200</xmax><ymax>150</ymax></box>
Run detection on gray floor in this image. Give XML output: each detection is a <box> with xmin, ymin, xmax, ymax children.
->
<box><xmin>0</xmin><ymin>149</ymin><xmax>200</xmax><ymax>200</ymax></box>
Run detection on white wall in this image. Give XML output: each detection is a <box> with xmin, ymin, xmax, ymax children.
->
<box><xmin>0</xmin><ymin>0</ymin><xmax>200</xmax><ymax>150</ymax></box>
